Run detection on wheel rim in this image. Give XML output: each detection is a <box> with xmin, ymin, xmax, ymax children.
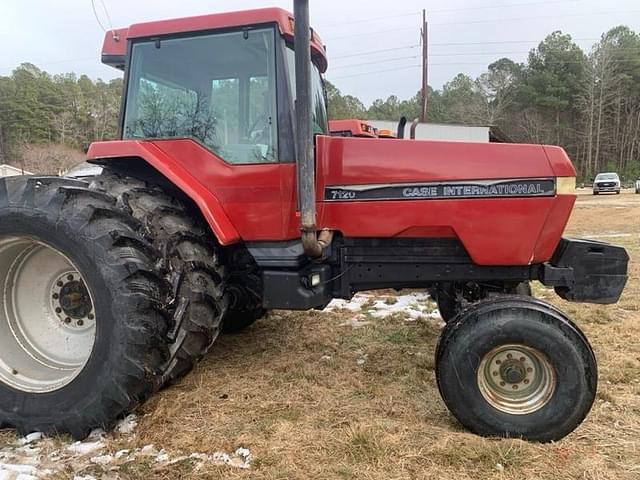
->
<box><xmin>0</xmin><ymin>236</ymin><xmax>96</xmax><ymax>393</ymax></box>
<box><xmin>477</xmin><ymin>344</ymin><xmax>556</xmax><ymax>415</ymax></box>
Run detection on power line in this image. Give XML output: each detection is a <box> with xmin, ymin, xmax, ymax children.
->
<box><xmin>331</xmin><ymin>55</ymin><xmax>421</xmax><ymax>70</ymax></box>
<box><xmin>332</xmin><ymin>45</ymin><xmax>420</xmax><ymax>60</ymax></box>
<box><xmin>90</xmin><ymin>0</ymin><xmax>118</xmax><ymax>40</ymax></box>
<box><xmin>429</xmin><ymin>9</ymin><xmax>640</xmax><ymax>28</ymax></box>
<box><xmin>98</xmin><ymin>0</ymin><xmax>115</xmax><ymax>33</ymax></box>
<box><xmin>323</xmin><ymin>12</ymin><xmax>419</xmax><ymax>29</ymax></box>
<box><xmin>328</xmin><ymin>57</ymin><xmax>640</xmax><ymax>80</ymax></box>
<box><xmin>322</xmin><ymin>0</ymin><xmax>583</xmax><ymax>29</ymax></box>
<box><xmin>429</xmin><ymin>37</ymin><xmax>599</xmax><ymax>47</ymax></box>
<box><xmin>329</xmin><ymin>64</ymin><xmax>423</xmax><ymax>80</ymax></box>
<box><xmin>427</xmin><ymin>0</ymin><xmax>582</xmax><ymax>15</ymax></box>
<box><xmin>90</xmin><ymin>0</ymin><xmax>108</xmax><ymax>33</ymax></box>
<box><xmin>329</xmin><ymin>37</ymin><xmax>603</xmax><ymax>62</ymax></box>
<box><xmin>325</xmin><ymin>9</ymin><xmax>640</xmax><ymax>41</ymax></box>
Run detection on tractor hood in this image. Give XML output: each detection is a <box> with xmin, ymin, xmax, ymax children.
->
<box><xmin>315</xmin><ymin>135</ymin><xmax>577</xmax><ymax>266</ymax></box>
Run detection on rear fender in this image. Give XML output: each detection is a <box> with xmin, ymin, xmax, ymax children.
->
<box><xmin>86</xmin><ymin>140</ymin><xmax>241</xmax><ymax>245</ymax></box>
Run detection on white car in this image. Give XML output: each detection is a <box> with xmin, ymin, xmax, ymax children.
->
<box><xmin>635</xmin><ymin>178</ymin><xmax>640</xmax><ymax>194</ymax></box>
<box><xmin>593</xmin><ymin>172</ymin><xmax>621</xmax><ymax>195</ymax></box>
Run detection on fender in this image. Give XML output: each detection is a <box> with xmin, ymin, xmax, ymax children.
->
<box><xmin>86</xmin><ymin>140</ymin><xmax>241</xmax><ymax>245</ymax></box>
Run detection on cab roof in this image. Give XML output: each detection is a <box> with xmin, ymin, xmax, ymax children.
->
<box><xmin>101</xmin><ymin>7</ymin><xmax>327</xmax><ymax>72</ymax></box>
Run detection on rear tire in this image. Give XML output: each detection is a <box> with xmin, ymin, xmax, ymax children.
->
<box><xmin>223</xmin><ymin>248</ymin><xmax>266</xmax><ymax>333</ymax></box>
<box><xmin>87</xmin><ymin>171</ymin><xmax>228</xmax><ymax>386</ymax></box>
<box><xmin>435</xmin><ymin>296</ymin><xmax>597</xmax><ymax>442</ymax></box>
<box><xmin>0</xmin><ymin>176</ymin><xmax>170</xmax><ymax>438</ymax></box>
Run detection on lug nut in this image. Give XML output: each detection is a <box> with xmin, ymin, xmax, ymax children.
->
<box><xmin>52</xmin><ymin>293</ymin><xmax>59</xmax><ymax>300</ymax></box>
<box><xmin>496</xmin><ymin>360</ymin><xmax>502</xmax><ymax>365</ymax></box>
<box><xmin>67</xmin><ymin>274</ymin><xmax>74</xmax><ymax>281</ymax></box>
<box><xmin>519</xmin><ymin>357</ymin><xmax>526</xmax><ymax>362</ymax></box>
<box><xmin>88</xmin><ymin>313</ymin><xmax>94</xmax><ymax>320</ymax></box>
<box><xmin>500</xmin><ymin>381</ymin><xmax>506</xmax><ymax>386</ymax></box>
<box><xmin>527</xmin><ymin>367</ymin><xmax>533</xmax><ymax>373</ymax></box>
<box><xmin>57</xmin><ymin>281</ymin><xmax>64</xmax><ymax>287</ymax></box>
<box><xmin>64</xmin><ymin>317</ymin><xmax>71</xmax><ymax>324</ymax></box>
<box><xmin>524</xmin><ymin>379</ymin><xmax>530</xmax><ymax>384</ymax></box>
<box><xmin>77</xmin><ymin>320</ymin><xmax>84</xmax><ymax>326</ymax></box>
<box><xmin>512</xmin><ymin>385</ymin><xmax>519</xmax><ymax>390</ymax></box>
<box><xmin>492</xmin><ymin>371</ymin><xmax>498</xmax><ymax>376</ymax></box>
<box><xmin>55</xmin><ymin>307</ymin><xmax>62</xmax><ymax>314</ymax></box>
<box><xmin>507</xmin><ymin>353</ymin><xmax>513</xmax><ymax>359</ymax></box>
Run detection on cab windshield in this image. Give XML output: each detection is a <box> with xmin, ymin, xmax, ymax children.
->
<box><xmin>123</xmin><ymin>27</ymin><xmax>279</xmax><ymax>164</ymax></box>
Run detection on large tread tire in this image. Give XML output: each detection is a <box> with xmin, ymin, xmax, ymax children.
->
<box><xmin>435</xmin><ymin>295</ymin><xmax>597</xmax><ymax>442</ymax></box>
<box><xmin>0</xmin><ymin>176</ymin><xmax>170</xmax><ymax>439</ymax></box>
<box><xmin>87</xmin><ymin>171</ymin><xmax>228</xmax><ymax>386</ymax></box>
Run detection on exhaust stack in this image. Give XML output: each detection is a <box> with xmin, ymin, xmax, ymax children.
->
<box><xmin>294</xmin><ymin>0</ymin><xmax>332</xmax><ymax>257</ymax></box>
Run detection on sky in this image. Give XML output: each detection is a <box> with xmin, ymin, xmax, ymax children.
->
<box><xmin>1</xmin><ymin>0</ymin><xmax>639</xmax><ymax>105</ymax></box>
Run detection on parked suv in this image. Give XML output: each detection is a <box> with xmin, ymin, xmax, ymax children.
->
<box><xmin>593</xmin><ymin>172</ymin><xmax>621</xmax><ymax>194</ymax></box>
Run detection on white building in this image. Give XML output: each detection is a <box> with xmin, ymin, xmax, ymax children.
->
<box><xmin>369</xmin><ymin>120</ymin><xmax>511</xmax><ymax>143</ymax></box>
<box><xmin>0</xmin><ymin>164</ymin><xmax>31</xmax><ymax>177</ymax></box>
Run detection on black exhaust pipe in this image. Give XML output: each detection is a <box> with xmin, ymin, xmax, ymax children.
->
<box><xmin>294</xmin><ymin>0</ymin><xmax>332</xmax><ymax>257</ymax></box>
<box><xmin>397</xmin><ymin>116</ymin><xmax>407</xmax><ymax>139</ymax></box>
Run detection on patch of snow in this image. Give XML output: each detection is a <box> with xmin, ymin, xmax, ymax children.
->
<box><xmin>140</xmin><ymin>444</ymin><xmax>159</xmax><ymax>456</ymax></box>
<box><xmin>17</xmin><ymin>434</ymin><xmax>42</xmax><ymax>446</ymax></box>
<box><xmin>320</xmin><ymin>355</ymin><xmax>332</xmax><ymax>361</ymax></box>
<box><xmin>208</xmin><ymin>448</ymin><xmax>251</xmax><ymax>469</ymax></box>
<box><xmin>67</xmin><ymin>441</ymin><xmax>105</xmax><ymax>455</ymax></box>
<box><xmin>327</xmin><ymin>292</ymin><xmax>440</xmax><ymax>322</ymax></box>
<box><xmin>114</xmin><ymin>449</ymin><xmax>130</xmax><ymax>459</ymax></box>
<box><xmin>90</xmin><ymin>454</ymin><xmax>114</xmax><ymax>466</ymax></box>
<box><xmin>0</xmin><ymin>464</ymin><xmax>37</xmax><ymax>475</ymax></box>
<box><xmin>154</xmin><ymin>450</ymin><xmax>170</xmax><ymax>463</ymax></box>
<box><xmin>115</xmin><ymin>415</ymin><xmax>138</xmax><ymax>435</ymax></box>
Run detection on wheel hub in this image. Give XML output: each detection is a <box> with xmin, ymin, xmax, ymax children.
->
<box><xmin>499</xmin><ymin>359</ymin><xmax>527</xmax><ymax>384</ymax></box>
<box><xmin>477</xmin><ymin>344</ymin><xmax>556</xmax><ymax>415</ymax></box>
<box><xmin>51</xmin><ymin>273</ymin><xmax>95</xmax><ymax>329</ymax></box>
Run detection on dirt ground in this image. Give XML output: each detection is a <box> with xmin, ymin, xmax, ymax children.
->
<box><xmin>4</xmin><ymin>191</ymin><xmax>640</xmax><ymax>480</ymax></box>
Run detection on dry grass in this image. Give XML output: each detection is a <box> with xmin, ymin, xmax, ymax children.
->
<box><xmin>39</xmin><ymin>192</ymin><xmax>640</xmax><ymax>478</ymax></box>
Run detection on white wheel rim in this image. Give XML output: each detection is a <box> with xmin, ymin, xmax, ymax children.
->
<box><xmin>477</xmin><ymin>344</ymin><xmax>556</xmax><ymax>415</ymax></box>
<box><xmin>0</xmin><ymin>237</ymin><xmax>96</xmax><ymax>393</ymax></box>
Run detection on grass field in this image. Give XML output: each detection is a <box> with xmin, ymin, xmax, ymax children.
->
<box><xmin>3</xmin><ymin>190</ymin><xmax>639</xmax><ymax>479</ymax></box>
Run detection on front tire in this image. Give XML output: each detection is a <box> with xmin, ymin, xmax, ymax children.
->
<box><xmin>435</xmin><ymin>296</ymin><xmax>597</xmax><ymax>442</ymax></box>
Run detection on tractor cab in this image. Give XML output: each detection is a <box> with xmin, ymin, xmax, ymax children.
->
<box><xmin>103</xmin><ymin>8</ymin><xmax>328</xmax><ymax>164</ymax></box>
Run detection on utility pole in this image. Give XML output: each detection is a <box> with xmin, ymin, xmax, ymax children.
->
<box><xmin>420</xmin><ymin>9</ymin><xmax>428</xmax><ymax>123</ymax></box>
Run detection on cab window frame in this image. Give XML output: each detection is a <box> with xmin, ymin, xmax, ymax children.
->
<box><xmin>119</xmin><ymin>23</ymin><xmax>296</xmax><ymax>165</ymax></box>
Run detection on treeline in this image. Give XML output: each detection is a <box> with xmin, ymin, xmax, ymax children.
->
<box><xmin>0</xmin><ymin>63</ymin><xmax>122</xmax><ymax>172</ymax></box>
<box><xmin>1</xmin><ymin>25</ymin><xmax>639</xmax><ymax>180</ymax></box>
<box><xmin>328</xmin><ymin>26</ymin><xmax>640</xmax><ymax>181</ymax></box>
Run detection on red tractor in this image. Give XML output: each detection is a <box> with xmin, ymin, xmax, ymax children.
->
<box><xmin>0</xmin><ymin>2</ymin><xmax>628</xmax><ymax>442</ymax></box>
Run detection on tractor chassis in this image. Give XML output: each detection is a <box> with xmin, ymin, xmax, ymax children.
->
<box><xmin>255</xmin><ymin>237</ymin><xmax>628</xmax><ymax>310</ymax></box>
